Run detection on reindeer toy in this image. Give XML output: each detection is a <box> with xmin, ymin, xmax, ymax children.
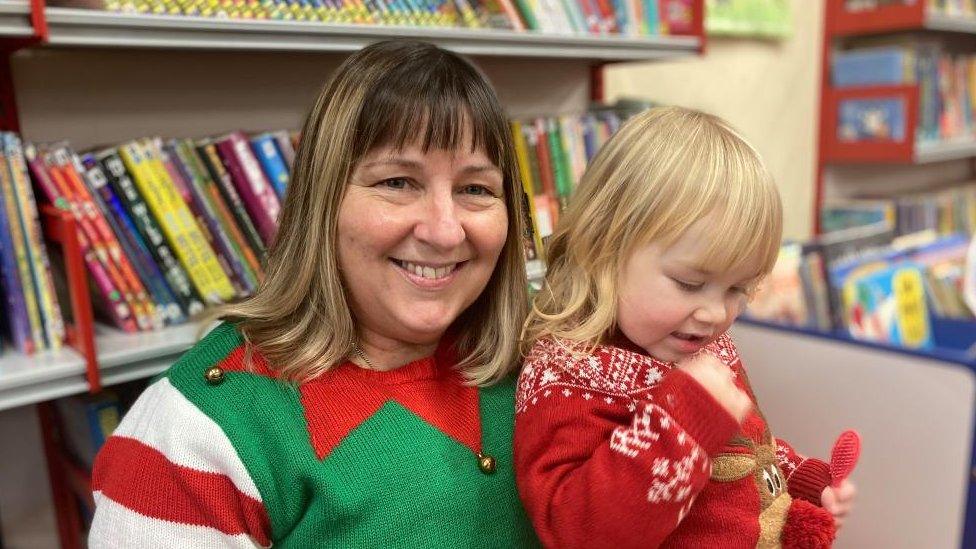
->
<box><xmin>711</xmin><ymin>415</ymin><xmax>859</xmax><ymax>549</ymax></box>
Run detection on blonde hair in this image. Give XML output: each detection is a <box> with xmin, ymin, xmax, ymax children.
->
<box><xmin>209</xmin><ymin>41</ymin><xmax>528</xmax><ymax>385</ymax></box>
<box><xmin>523</xmin><ymin>106</ymin><xmax>782</xmax><ymax>350</ymax></box>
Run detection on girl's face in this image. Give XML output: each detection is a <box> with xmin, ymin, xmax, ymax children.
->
<box><xmin>615</xmin><ymin>217</ymin><xmax>759</xmax><ymax>363</ymax></box>
<box><xmin>337</xmin><ymin>139</ymin><xmax>508</xmax><ymax>348</ymax></box>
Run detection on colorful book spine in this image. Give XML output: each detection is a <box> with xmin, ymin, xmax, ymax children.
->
<box><xmin>197</xmin><ymin>140</ymin><xmax>268</xmax><ymax>258</ymax></box>
<box><xmin>271</xmin><ymin>130</ymin><xmax>296</xmax><ymax>170</ymax></box>
<box><xmin>511</xmin><ymin>120</ymin><xmax>546</xmax><ymax>259</ymax></box>
<box><xmin>25</xmin><ymin>145</ymin><xmax>137</xmax><ymax>332</ymax></box>
<box><xmin>0</xmin><ymin>144</ymin><xmax>46</xmax><ymax>350</ymax></box>
<box><xmin>151</xmin><ymin>140</ymin><xmax>245</xmax><ymax>297</ymax></box>
<box><xmin>96</xmin><ymin>148</ymin><xmax>205</xmax><ymax>317</ymax></box>
<box><xmin>214</xmin><ymin>132</ymin><xmax>281</xmax><ymax>247</ymax></box>
<box><xmin>251</xmin><ymin>133</ymin><xmax>290</xmax><ymax>198</ymax></box>
<box><xmin>79</xmin><ymin>154</ymin><xmax>185</xmax><ymax>326</ymax></box>
<box><xmin>547</xmin><ymin>117</ymin><xmax>573</xmax><ymax>211</ymax></box>
<box><xmin>163</xmin><ymin>140</ymin><xmax>257</xmax><ymax>296</ymax></box>
<box><xmin>0</xmin><ymin>146</ymin><xmax>33</xmax><ymax>354</ymax></box>
<box><xmin>173</xmin><ymin>139</ymin><xmax>263</xmax><ymax>281</ymax></box>
<box><xmin>3</xmin><ymin>134</ymin><xmax>65</xmax><ymax>350</ymax></box>
<box><xmin>53</xmin><ymin>147</ymin><xmax>158</xmax><ymax>331</ymax></box>
<box><xmin>120</xmin><ymin>141</ymin><xmax>236</xmax><ymax>305</ymax></box>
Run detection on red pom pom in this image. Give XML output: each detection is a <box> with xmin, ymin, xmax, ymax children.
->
<box><xmin>781</xmin><ymin>498</ymin><xmax>836</xmax><ymax>549</ymax></box>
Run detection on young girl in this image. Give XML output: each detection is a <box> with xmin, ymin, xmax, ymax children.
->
<box><xmin>515</xmin><ymin>106</ymin><xmax>856</xmax><ymax>548</ymax></box>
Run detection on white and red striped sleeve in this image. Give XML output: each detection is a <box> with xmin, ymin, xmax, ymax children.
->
<box><xmin>89</xmin><ymin>377</ymin><xmax>272</xmax><ymax>548</ymax></box>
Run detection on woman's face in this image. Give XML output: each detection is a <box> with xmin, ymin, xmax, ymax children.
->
<box><xmin>337</xmin><ymin>139</ymin><xmax>509</xmax><ymax>347</ymax></box>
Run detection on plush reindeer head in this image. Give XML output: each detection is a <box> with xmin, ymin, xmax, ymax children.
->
<box><xmin>711</xmin><ymin>431</ymin><xmax>792</xmax><ymax>548</ymax></box>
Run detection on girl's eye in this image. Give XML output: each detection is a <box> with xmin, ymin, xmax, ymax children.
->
<box><xmin>673</xmin><ymin>279</ymin><xmax>703</xmax><ymax>292</ymax></box>
<box><xmin>730</xmin><ymin>286</ymin><xmax>749</xmax><ymax>296</ymax></box>
<box><xmin>379</xmin><ymin>177</ymin><xmax>410</xmax><ymax>190</ymax></box>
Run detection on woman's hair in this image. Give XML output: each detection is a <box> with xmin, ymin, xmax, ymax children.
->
<box><xmin>209</xmin><ymin>40</ymin><xmax>528</xmax><ymax>385</ymax></box>
<box><xmin>522</xmin><ymin>106</ymin><xmax>783</xmax><ymax>350</ymax></box>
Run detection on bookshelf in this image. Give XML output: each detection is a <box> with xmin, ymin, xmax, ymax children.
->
<box><xmin>0</xmin><ymin>0</ymin><xmax>700</xmax><ymax>59</ymax></box>
<box><xmin>0</xmin><ymin>0</ymin><xmax>707</xmax><ymax>409</ymax></box>
<box><xmin>803</xmin><ymin>2</ymin><xmax>976</xmax><ymax>547</ymax></box>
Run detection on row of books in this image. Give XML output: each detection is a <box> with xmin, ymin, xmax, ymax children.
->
<box><xmin>748</xmin><ymin>184</ymin><xmax>976</xmax><ymax>349</ymax></box>
<box><xmin>832</xmin><ymin>41</ymin><xmax>976</xmax><ymax>144</ymax></box>
<box><xmin>821</xmin><ymin>181</ymin><xmax>976</xmax><ymax>237</ymax></box>
<box><xmin>513</xmin><ymin>103</ymin><xmax>649</xmax><ymax>264</ymax></box>
<box><xmin>54</xmin><ymin>0</ymin><xmax>695</xmax><ymax>35</ymax></box>
<box><xmin>1</xmin><ymin>102</ymin><xmax>646</xmax><ymax>355</ymax></box>
<box><xmin>0</xmin><ymin>129</ymin><xmax>295</xmax><ymax>354</ymax></box>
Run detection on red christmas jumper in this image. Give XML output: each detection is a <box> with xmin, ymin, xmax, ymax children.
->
<box><xmin>514</xmin><ymin>333</ymin><xmax>835</xmax><ymax>548</ymax></box>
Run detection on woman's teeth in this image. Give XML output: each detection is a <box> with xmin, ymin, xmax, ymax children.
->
<box><xmin>398</xmin><ymin>260</ymin><xmax>457</xmax><ymax>280</ymax></box>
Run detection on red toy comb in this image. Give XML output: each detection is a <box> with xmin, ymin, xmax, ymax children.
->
<box><xmin>829</xmin><ymin>430</ymin><xmax>861</xmax><ymax>487</ymax></box>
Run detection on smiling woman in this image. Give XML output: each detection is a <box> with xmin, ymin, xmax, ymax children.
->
<box><xmin>88</xmin><ymin>40</ymin><xmax>539</xmax><ymax>548</ymax></box>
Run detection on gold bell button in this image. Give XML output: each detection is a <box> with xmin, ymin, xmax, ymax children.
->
<box><xmin>477</xmin><ymin>452</ymin><xmax>496</xmax><ymax>475</ymax></box>
<box><xmin>204</xmin><ymin>366</ymin><xmax>225</xmax><ymax>385</ymax></box>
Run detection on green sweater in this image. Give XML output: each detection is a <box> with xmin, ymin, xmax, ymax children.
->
<box><xmin>90</xmin><ymin>323</ymin><xmax>541</xmax><ymax>548</ymax></box>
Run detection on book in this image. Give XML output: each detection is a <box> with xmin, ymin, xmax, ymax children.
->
<box><xmin>2</xmin><ymin>134</ymin><xmax>64</xmax><ymax>350</ymax></box>
<box><xmin>0</xmin><ymin>149</ymin><xmax>34</xmax><ymax>354</ymax></box>
<box><xmin>119</xmin><ymin>141</ymin><xmax>236</xmax><ymax>305</ymax></box>
<box><xmin>162</xmin><ymin>139</ymin><xmax>258</xmax><ymax>296</ymax></box>
<box><xmin>96</xmin><ymin>148</ymin><xmax>205</xmax><ymax>317</ymax></box>
<box><xmin>0</xmin><ymin>143</ymin><xmax>47</xmax><ymax>349</ymax></box>
<box><xmin>50</xmin><ymin>146</ymin><xmax>158</xmax><ymax>331</ymax></box>
<box><xmin>214</xmin><ymin>132</ymin><xmax>281</xmax><ymax>247</ymax></box>
<box><xmin>79</xmin><ymin>154</ymin><xmax>186</xmax><ymax>326</ymax></box>
<box><xmin>197</xmin><ymin>140</ymin><xmax>268</xmax><ymax>257</ymax></box>
<box><xmin>27</xmin><ymin>145</ymin><xmax>138</xmax><ymax>332</ymax></box>
<box><xmin>250</xmin><ymin>133</ymin><xmax>290</xmax><ymax>198</ymax></box>
<box><xmin>172</xmin><ymin>139</ymin><xmax>264</xmax><ymax>282</ymax></box>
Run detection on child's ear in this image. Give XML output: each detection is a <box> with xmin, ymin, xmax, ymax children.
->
<box><xmin>710</xmin><ymin>454</ymin><xmax>755</xmax><ymax>482</ymax></box>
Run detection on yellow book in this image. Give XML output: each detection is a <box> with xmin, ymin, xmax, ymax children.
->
<box><xmin>511</xmin><ymin>120</ymin><xmax>546</xmax><ymax>261</ymax></box>
<box><xmin>119</xmin><ymin>141</ymin><xmax>235</xmax><ymax>304</ymax></box>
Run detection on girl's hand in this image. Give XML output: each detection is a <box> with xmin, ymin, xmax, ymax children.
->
<box><xmin>676</xmin><ymin>354</ymin><xmax>752</xmax><ymax>423</ymax></box>
<box><xmin>821</xmin><ymin>480</ymin><xmax>857</xmax><ymax>529</ymax></box>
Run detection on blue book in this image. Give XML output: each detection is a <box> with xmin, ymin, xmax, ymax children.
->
<box><xmin>0</xmin><ymin>149</ymin><xmax>31</xmax><ymax>354</ymax></box>
<box><xmin>838</xmin><ymin>97</ymin><xmax>907</xmax><ymax>142</ymax></box>
<box><xmin>80</xmin><ymin>154</ymin><xmax>186</xmax><ymax>326</ymax></box>
<box><xmin>832</xmin><ymin>47</ymin><xmax>914</xmax><ymax>88</ymax></box>
<box><xmin>251</xmin><ymin>134</ymin><xmax>290</xmax><ymax>198</ymax></box>
<box><xmin>641</xmin><ymin>0</ymin><xmax>658</xmax><ymax>34</ymax></box>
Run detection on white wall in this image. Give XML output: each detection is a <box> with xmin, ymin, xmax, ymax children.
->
<box><xmin>605</xmin><ymin>0</ymin><xmax>824</xmax><ymax>241</ymax></box>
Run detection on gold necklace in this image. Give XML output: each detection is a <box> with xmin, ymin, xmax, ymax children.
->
<box><xmin>352</xmin><ymin>342</ymin><xmax>377</xmax><ymax>370</ymax></box>
<box><xmin>350</xmin><ymin>340</ymin><xmax>496</xmax><ymax>475</ymax></box>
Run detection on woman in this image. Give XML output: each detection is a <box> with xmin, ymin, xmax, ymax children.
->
<box><xmin>89</xmin><ymin>40</ymin><xmax>539</xmax><ymax>548</ymax></box>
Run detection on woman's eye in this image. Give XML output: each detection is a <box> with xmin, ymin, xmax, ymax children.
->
<box><xmin>461</xmin><ymin>184</ymin><xmax>493</xmax><ymax>197</ymax></box>
<box><xmin>379</xmin><ymin>177</ymin><xmax>410</xmax><ymax>190</ymax></box>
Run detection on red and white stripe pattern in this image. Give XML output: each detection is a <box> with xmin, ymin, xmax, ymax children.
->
<box><xmin>90</xmin><ymin>378</ymin><xmax>272</xmax><ymax>548</ymax></box>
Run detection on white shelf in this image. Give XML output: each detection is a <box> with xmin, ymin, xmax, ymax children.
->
<box><xmin>0</xmin><ymin>4</ymin><xmax>700</xmax><ymax>60</ymax></box>
<box><xmin>925</xmin><ymin>11</ymin><xmax>976</xmax><ymax>34</ymax></box>
<box><xmin>0</xmin><ymin>0</ymin><xmax>31</xmax><ymax>38</ymax></box>
<box><xmin>914</xmin><ymin>137</ymin><xmax>976</xmax><ymax>163</ymax></box>
<box><xmin>0</xmin><ymin>322</ymin><xmax>199</xmax><ymax>411</ymax></box>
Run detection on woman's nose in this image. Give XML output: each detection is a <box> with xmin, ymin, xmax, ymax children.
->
<box><xmin>413</xmin><ymin>192</ymin><xmax>465</xmax><ymax>250</ymax></box>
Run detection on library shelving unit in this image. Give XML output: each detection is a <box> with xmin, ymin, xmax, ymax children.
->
<box><xmin>736</xmin><ymin>1</ymin><xmax>976</xmax><ymax>547</ymax></box>
<box><xmin>0</xmin><ymin>2</ymin><xmax>705</xmax><ymax>547</ymax></box>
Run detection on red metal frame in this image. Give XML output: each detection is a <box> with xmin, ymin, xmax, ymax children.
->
<box><xmin>825</xmin><ymin>0</ymin><xmax>925</xmax><ymax>37</ymax></box>
<box><xmin>814</xmin><ymin>0</ymin><xmax>934</xmax><ymax>234</ymax></box>
<box><xmin>821</xmin><ymin>84</ymin><xmax>919</xmax><ymax>163</ymax></box>
<box><xmin>41</xmin><ymin>205</ymin><xmax>101</xmax><ymax>393</ymax></box>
